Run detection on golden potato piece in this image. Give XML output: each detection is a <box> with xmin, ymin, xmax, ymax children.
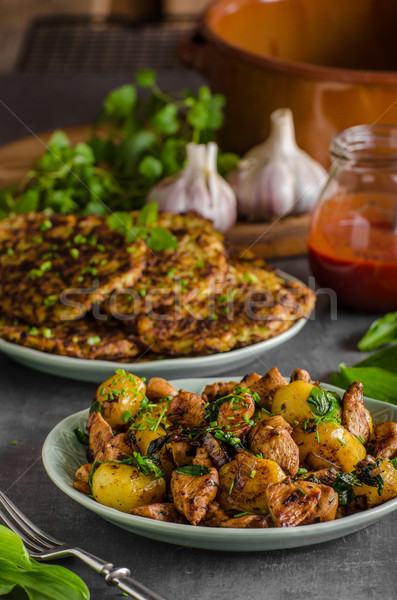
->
<box><xmin>271</xmin><ymin>380</ymin><xmax>315</xmax><ymax>425</ymax></box>
<box><xmin>293</xmin><ymin>422</ymin><xmax>366</xmax><ymax>473</ymax></box>
<box><xmin>218</xmin><ymin>454</ymin><xmax>285</xmax><ymax>513</ymax></box>
<box><xmin>91</xmin><ymin>462</ymin><xmax>165</xmax><ymax>513</ymax></box>
<box><xmin>353</xmin><ymin>457</ymin><xmax>397</xmax><ymax>508</ymax></box>
<box><xmin>95</xmin><ymin>370</ymin><xmax>146</xmax><ymax>429</ymax></box>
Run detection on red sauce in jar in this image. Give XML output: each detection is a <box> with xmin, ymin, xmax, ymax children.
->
<box><xmin>308</xmin><ymin>192</ymin><xmax>397</xmax><ymax>311</ymax></box>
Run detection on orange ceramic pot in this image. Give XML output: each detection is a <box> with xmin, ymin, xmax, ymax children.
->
<box><xmin>179</xmin><ymin>0</ymin><xmax>397</xmax><ymax>166</ymax></box>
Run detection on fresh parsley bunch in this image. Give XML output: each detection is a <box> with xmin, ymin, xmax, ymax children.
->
<box><xmin>0</xmin><ymin>70</ymin><xmax>239</xmax><ymax>220</ymax></box>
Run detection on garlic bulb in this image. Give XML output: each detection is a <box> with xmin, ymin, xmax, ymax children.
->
<box><xmin>231</xmin><ymin>108</ymin><xmax>328</xmax><ymax>220</ymax></box>
<box><xmin>147</xmin><ymin>142</ymin><xmax>237</xmax><ymax>232</ymax></box>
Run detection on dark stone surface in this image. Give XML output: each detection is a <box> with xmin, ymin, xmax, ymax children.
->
<box><xmin>0</xmin><ymin>73</ymin><xmax>396</xmax><ymax>600</ymax></box>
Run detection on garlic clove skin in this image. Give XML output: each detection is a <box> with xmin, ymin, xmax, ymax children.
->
<box><xmin>230</xmin><ymin>108</ymin><xmax>328</xmax><ymax>221</ymax></box>
<box><xmin>147</xmin><ymin>142</ymin><xmax>237</xmax><ymax>233</ymax></box>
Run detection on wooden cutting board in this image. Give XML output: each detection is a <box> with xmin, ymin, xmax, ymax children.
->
<box><xmin>0</xmin><ymin>125</ymin><xmax>309</xmax><ymax>258</ymax></box>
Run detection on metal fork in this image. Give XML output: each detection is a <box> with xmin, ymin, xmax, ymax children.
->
<box><xmin>0</xmin><ymin>491</ymin><xmax>166</xmax><ymax>600</ymax></box>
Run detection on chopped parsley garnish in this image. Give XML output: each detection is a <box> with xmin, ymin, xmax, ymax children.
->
<box><xmin>40</xmin><ymin>219</ymin><xmax>52</xmax><ymax>232</ymax></box>
<box><xmin>43</xmin><ymin>295</ymin><xmax>57</xmax><ymax>306</ymax></box>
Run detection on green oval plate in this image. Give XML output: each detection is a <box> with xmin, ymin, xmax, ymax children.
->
<box><xmin>42</xmin><ymin>377</ymin><xmax>397</xmax><ymax>551</ymax></box>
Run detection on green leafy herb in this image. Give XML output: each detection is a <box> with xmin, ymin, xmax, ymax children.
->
<box><xmin>132</xmin><ymin>451</ymin><xmax>164</xmax><ymax>479</ymax></box>
<box><xmin>332</xmin><ymin>472</ymin><xmax>361</xmax><ymax>506</ymax></box>
<box><xmin>358</xmin><ymin>313</ymin><xmax>397</xmax><ymax>351</ymax></box>
<box><xmin>330</xmin><ymin>364</ymin><xmax>397</xmax><ymax>404</ymax></box>
<box><xmin>0</xmin><ymin>72</ymin><xmax>239</xmax><ymax>221</ymax></box>
<box><xmin>175</xmin><ymin>465</ymin><xmax>211</xmax><ymax>477</ymax></box>
<box><xmin>0</xmin><ymin>525</ymin><xmax>89</xmax><ymax>599</ymax></box>
<box><xmin>89</xmin><ymin>400</ymin><xmax>104</xmax><ymax>416</ymax></box>
<box><xmin>73</xmin><ymin>428</ymin><xmax>89</xmax><ymax>446</ymax></box>
<box><xmin>307</xmin><ymin>386</ymin><xmax>341</xmax><ymax>423</ymax></box>
<box><xmin>106</xmin><ymin>205</ymin><xmax>178</xmax><ymax>252</ymax></box>
<box><xmin>356</xmin><ymin>458</ymin><xmax>385</xmax><ymax>496</ymax></box>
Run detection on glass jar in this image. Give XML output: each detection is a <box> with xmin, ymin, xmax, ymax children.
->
<box><xmin>308</xmin><ymin>124</ymin><xmax>397</xmax><ymax>312</ymax></box>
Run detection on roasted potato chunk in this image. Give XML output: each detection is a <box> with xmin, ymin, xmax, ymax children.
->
<box><xmin>353</xmin><ymin>457</ymin><xmax>397</xmax><ymax>508</ymax></box>
<box><xmin>293</xmin><ymin>421</ymin><xmax>366</xmax><ymax>473</ymax></box>
<box><xmin>94</xmin><ymin>371</ymin><xmax>146</xmax><ymax>429</ymax></box>
<box><xmin>218</xmin><ymin>453</ymin><xmax>285</xmax><ymax>513</ymax></box>
<box><xmin>91</xmin><ymin>462</ymin><xmax>166</xmax><ymax>513</ymax></box>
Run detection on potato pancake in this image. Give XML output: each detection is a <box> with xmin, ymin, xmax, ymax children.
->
<box><xmin>136</xmin><ymin>260</ymin><xmax>315</xmax><ymax>356</ymax></box>
<box><xmin>0</xmin><ymin>212</ymin><xmax>146</xmax><ymax>324</ymax></box>
<box><xmin>0</xmin><ymin>316</ymin><xmax>142</xmax><ymax>361</ymax></box>
<box><xmin>105</xmin><ymin>212</ymin><xmax>231</xmax><ymax>319</ymax></box>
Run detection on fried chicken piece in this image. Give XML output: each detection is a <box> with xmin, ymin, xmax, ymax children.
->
<box><xmin>203</xmin><ymin>501</ymin><xmax>270</xmax><ymax>529</ymax></box>
<box><xmin>103</xmin><ymin>432</ymin><xmax>136</xmax><ymax>461</ymax></box>
<box><xmin>216</xmin><ymin>391</ymin><xmax>255</xmax><ymax>437</ymax></box>
<box><xmin>171</xmin><ymin>467</ymin><xmax>219</xmax><ymax>525</ymax></box>
<box><xmin>290</xmin><ymin>368</ymin><xmax>312</xmax><ymax>383</ymax></box>
<box><xmin>266</xmin><ymin>481</ymin><xmax>338</xmax><ymax>527</ymax></box>
<box><xmin>167</xmin><ymin>391</ymin><xmax>207</xmax><ymax>428</ymax></box>
<box><xmin>87</xmin><ymin>412</ymin><xmax>113</xmax><ymax>461</ymax></box>
<box><xmin>250</xmin><ymin>367</ymin><xmax>288</xmax><ymax>411</ymax></box>
<box><xmin>239</xmin><ymin>373</ymin><xmax>261</xmax><ymax>388</ymax></box>
<box><xmin>202</xmin><ymin>380</ymin><xmax>238</xmax><ymax>403</ymax></box>
<box><xmin>374</xmin><ymin>422</ymin><xmax>397</xmax><ymax>459</ymax></box>
<box><xmin>342</xmin><ymin>381</ymin><xmax>371</xmax><ymax>444</ymax></box>
<box><xmin>248</xmin><ymin>417</ymin><xmax>299</xmax><ymax>476</ymax></box>
<box><xmin>131</xmin><ymin>503</ymin><xmax>187</xmax><ymax>523</ymax></box>
<box><xmin>145</xmin><ymin>378</ymin><xmax>178</xmax><ymax>401</ymax></box>
<box><xmin>170</xmin><ymin>439</ymin><xmax>196</xmax><ymax>467</ymax></box>
<box><xmin>193</xmin><ymin>446</ymin><xmax>213</xmax><ymax>468</ymax></box>
<box><xmin>73</xmin><ymin>464</ymin><xmax>92</xmax><ymax>495</ymax></box>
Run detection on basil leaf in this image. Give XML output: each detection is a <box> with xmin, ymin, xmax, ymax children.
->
<box><xmin>73</xmin><ymin>428</ymin><xmax>89</xmax><ymax>446</ymax></box>
<box><xmin>175</xmin><ymin>465</ymin><xmax>211</xmax><ymax>477</ymax></box>
<box><xmin>306</xmin><ymin>387</ymin><xmax>341</xmax><ymax>421</ymax></box>
<box><xmin>0</xmin><ymin>526</ymin><xmax>89</xmax><ymax>600</ymax></box>
<box><xmin>332</xmin><ymin>472</ymin><xmax>361</xmax><ymax>506</ymax></box>
<box><xmin>132</xmin><ymin>452</ymin><xmax>164</xmax><ymax>479</ymax></box>
<box><xmin>88</xmin><ymin>400</ymin><xmax>104</xmax><ymax>416</ymax></box>
<box><xmin>355</xmin><ymin>346</ymin><xmax>397</xmax><ymax>373</ymax></box>
<box><xmin>356</xmin><ymin>458</ymin><xmax>385</xmax><ymax>496</ymax></box>
<box><xmin>358</xmin><ymin>313</ymin><xmax>397</xmax><ymax>351</ymax></box>
<box><xmin>331</xmin><ymin>365</ymin><xmax>397</xmax><ymax>404</ymax></box>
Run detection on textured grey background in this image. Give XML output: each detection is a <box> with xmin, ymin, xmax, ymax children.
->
<box><xmin>0</xmin><ymin>72</ymin><xmax>396</xmax><ymax>599</ymax></box>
